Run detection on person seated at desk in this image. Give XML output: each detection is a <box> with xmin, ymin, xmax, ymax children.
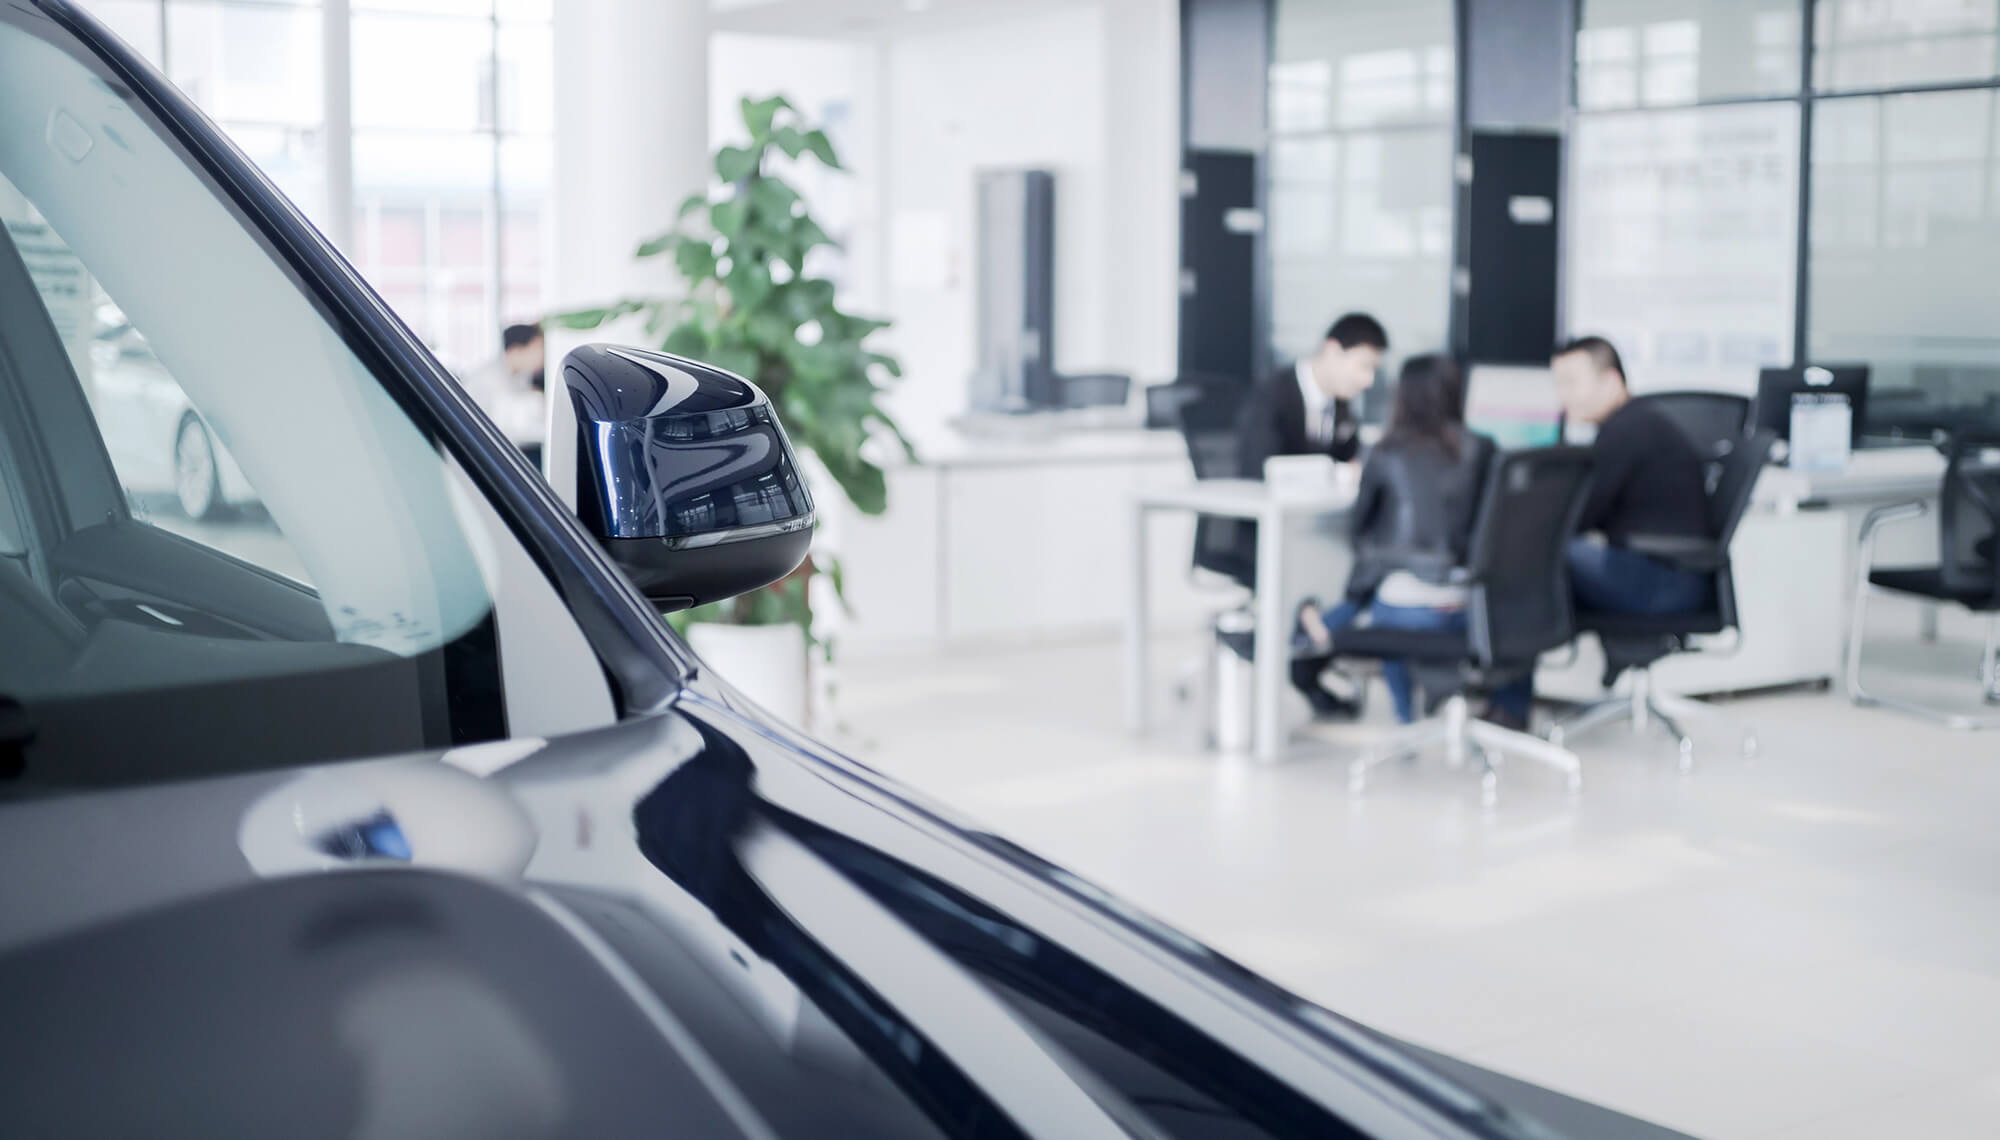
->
<box><xmin>1239</xmin><ymin>312</ymin><xmax>1386</xmax><ymax>717</ymax></box>
<box><xmin>1481</xmin><ymin>336</ymin><xmax>1713</xmax><ymax>729</ymax></box>
<box><xmin>1551</xmin><ymin>336</ymin><xmax>1713</xmax><ymax>615</ymax></box>
<box><xmin>1297</xmin><ymin>354</ymin><xmax>1498</xmax><ymax>724</ymax></box>
<box><xmin>1238</xmin><ymin>311</ymin><xmax>1386</xmax><ymax>474</ymax></box>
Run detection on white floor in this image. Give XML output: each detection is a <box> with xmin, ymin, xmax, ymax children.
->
<box><xmin>825</xmin><ymin>614</ymin><xmax>2000</xmax><ymax>1140</ymax></box>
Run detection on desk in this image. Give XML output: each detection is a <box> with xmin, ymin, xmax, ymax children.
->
<box><xmin>1125</xmin><ymin>480</ymin><xmax>1355</xmax><ymax>762</ymax></box>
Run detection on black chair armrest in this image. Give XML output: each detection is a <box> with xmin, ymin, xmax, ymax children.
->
<box><xmin>1622</xmin><ymin>533</ymin><xmax>1725</xmax><ymax>572</ymax></box>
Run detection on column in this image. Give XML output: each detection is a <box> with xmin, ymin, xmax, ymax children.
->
<box><xmin>546</xmin><ymin>0</ymin><xmax>709</xmax><ymax>501</ymax></box>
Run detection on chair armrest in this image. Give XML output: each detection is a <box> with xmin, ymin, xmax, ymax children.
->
<box><xmin>1623</xmin><ymin>533</ymin><xmax>1725</xmax><ymax>572</ymax></box>
<box><xmin>1858</xmin><ymin>500</ymin><xmax>1927</xmax><ymax>548</ymax></box>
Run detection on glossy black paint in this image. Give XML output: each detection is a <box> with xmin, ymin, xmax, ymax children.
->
<box><xmin>563</xmin><ymin>346</ymin><xmax>814</xmax><ymax>609</ymax></box>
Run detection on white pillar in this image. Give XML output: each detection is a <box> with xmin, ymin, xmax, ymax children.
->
<box><xmin>546</xmin><ymin>0</ymin><xmax>709</xmax><ymax>502</ymax></box>
<box><xmin>550</xmin><ymin>0</ymin><xmax>709</xmax><ymax>351</ymax></box>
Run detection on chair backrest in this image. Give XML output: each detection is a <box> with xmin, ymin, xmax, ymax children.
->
<box><xmin>1176</xmin><ymin>383</ymin><xmax>1255</xmax><ymax>585</ymax></box>
<box><xmin>1059</xmin><ymin>372</ymin><xmax>1133</xmax><ymax>410</ymax></box>
<box><xmin>1938</xmin><ymin>428</ymin><xmax>2000</xmax><ymax>598</ymax></box>
<box><xmin>1633</xmin><ymin>391</ymin><xmax>1751</xmax><ymax>491</ymax></box>
<box><xmin>1462</xmin><ymin>447</ymin><xmax>1595</xmax><ymax>667</ymax></box>
<box><xmin>1707</xmin><ymin>430</ymin><xmax>1777</xmax><ymax>629</ymax></box>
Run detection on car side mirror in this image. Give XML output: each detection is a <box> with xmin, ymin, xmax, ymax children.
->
<box><xmin>559</xmin><ymin>345</ymin><xmax>813</xmax><ymax>612</ymax></box>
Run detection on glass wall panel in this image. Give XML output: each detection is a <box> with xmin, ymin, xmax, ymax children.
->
<box><xmin>1269</xmin><ymin>0</ymin><xmax>1454</xmax><ymax>380</ymax></box>
<box><xmin>1814</xmin><ymin>0</ymin><xmax>2000</xmax><ymax>93</ymax></box>
<box><xmin>1809</xmin><ymin>88</ymin><xmax>2000</xmax><ymax>436</ymax></box>
<box><xmin>1579</xmin><ymin>0</ymin><xmax>1803</xmax><ymax>110</ymax></box>
<box><xmin>1566</xmin><ymin>102</ymin><xmax>1801</xmax><ymax>393</ymax></box>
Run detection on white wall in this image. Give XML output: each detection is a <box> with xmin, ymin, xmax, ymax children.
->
<box><xmin>873</xmin><ymin>0</ymin><xmax>1181</xmax><ymax>445</ymax></box>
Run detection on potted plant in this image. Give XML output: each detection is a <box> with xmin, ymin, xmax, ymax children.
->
<box><xmin>555</xmin><ymin>95</ymin><xmax>911</xmax><ymax>724</ymax></box>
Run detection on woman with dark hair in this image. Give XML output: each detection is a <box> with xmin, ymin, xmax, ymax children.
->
<box><xmin>1300</xmin><ymin>353</ymin><xmax>1501</xmax><ymax>724</ymax></box>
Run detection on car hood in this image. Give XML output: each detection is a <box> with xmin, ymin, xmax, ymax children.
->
<box><xmin>0</xmin><ymin>688</ymin><xmax>1694</xmax><ymax>1140</ymax></box>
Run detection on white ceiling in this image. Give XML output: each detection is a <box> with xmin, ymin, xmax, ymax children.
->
<box><xmin>710</xmin><ymin>0</ymin><xmax>1096</xmax><ymax>39</ymax></box>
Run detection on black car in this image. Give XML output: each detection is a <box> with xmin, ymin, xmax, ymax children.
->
<box><xmin>0</xmin><ymin>3</ymin><xmax>1689</xmax><ymax>1137</ymax></box>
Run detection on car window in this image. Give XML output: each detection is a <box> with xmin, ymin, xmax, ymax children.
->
<box><xmin>3</xmin><ymin>183</ymin><xmax>310</xmax><ymax>582</ymax></box>
<box><xmin>0</xmin><ymin>14</ymin><xmax>614</xmax><ymax>788</ymax></box>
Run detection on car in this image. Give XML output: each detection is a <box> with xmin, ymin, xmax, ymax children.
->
<box><xmin>90</xmin><ymin>315</ymin><xmax>260</xmax><ymax>519</ymax></box>
<box><xmin>0</xmin><ymin>4</ymin><xmax>1691</xmax><ymax>1138</ymax></box>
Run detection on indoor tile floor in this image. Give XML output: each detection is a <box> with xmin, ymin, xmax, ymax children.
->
<box><xmin>826</xmin><ymin>611</ymin><xmax>2000</xmax><ymax>1140</ymax></box>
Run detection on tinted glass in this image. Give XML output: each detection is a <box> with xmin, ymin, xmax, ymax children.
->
<box><xmin>0</xmin><ymin>14</ymin><xmax>536</xmax><ymax>786</ymax></box>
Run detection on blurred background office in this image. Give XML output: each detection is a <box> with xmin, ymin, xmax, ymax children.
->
<box><xmin>59</xmin><ymin>3</ymin><xmax>2000</xmax><ymax>1137</ymax></box>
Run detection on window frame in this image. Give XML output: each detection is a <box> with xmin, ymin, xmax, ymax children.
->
<box><xmin>1569</xmin><ymin>0</ymin><xmax>2000</xmax><ymax>381</ymax></box>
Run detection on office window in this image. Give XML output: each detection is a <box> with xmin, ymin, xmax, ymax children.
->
<box><xmin>1579</xmin><ymin>0</ymin><xmax>1804</xmax><ymax>110</ymax></box>
<box><xmin>74</xmin><ymin>0</ymin><xmax>553</xmax><ymax>374</ymax></box>
<box><xmin>1268</xmin><ymin>0</ymin><xmax>1453</xmax><ymax>378</ymax></box>
<box><xmin>1566</xmin><ymin>103</ymin><xmax>1801</xmax><ymax>393</ymax></box>
<box><xmin>1809</xmin><ymin>88</ymin><xmax>2000</xmax><ymax>435</ymax></box>
<box><xmin>1814</xmin><ymin>0</ymin><xmax>2000</xmax><ymax>93</ymax></box>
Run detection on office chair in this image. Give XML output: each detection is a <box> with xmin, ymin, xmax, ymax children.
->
<box><xmin>1335</xmin><ymin>447</ymin><xmax>1595</xmax><ymax>804</ymax></box>
<box><xmin>1057</xmin><ymin>372</ymin><xmax>1133</xmax><ymax>410</ymax></box>
<box><xmin>1178</xmin><ymin>384</ymin><xmax>1256</xmax><ymax>588</ymax></box>
<box><xmin>1635</xmin><ymin>390</ymin><xmax>1751</xmax><ymax>490</ymax></box>
<box><xmin>1548</xmin><ymin>430</ymin><xmax>1778</xmax><ymax>767</ymax></box>
<box><xmin>1845</xmin><ymin>428</ymin><xmax>2000</xmax><ymax>728</ymax></box>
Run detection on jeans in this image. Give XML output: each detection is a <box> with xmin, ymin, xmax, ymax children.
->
<box><xmin>1368</xmin><ymin>603</ymin><xmax>1468</xmax><ymax>724</ymax></box>
<box><xmin>1489</xmin><ymin>538</ymin><xmax>1713</xmax><ymax>718</ymax></box>
<box><xmin>1289</xmin><ymin>599</ymin><xmax>1361</xmax><ymax>702</ymax></box>
<box><xmin>1566</xmin><ymin>537</ymin><xmax>1713</xmax><ymax>614</ymax></box>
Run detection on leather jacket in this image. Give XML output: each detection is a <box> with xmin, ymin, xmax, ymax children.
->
<box><xmin>1344</xmin><ymin>431</ymin><xmax>1497</xmax><ymax>600</ymax></box>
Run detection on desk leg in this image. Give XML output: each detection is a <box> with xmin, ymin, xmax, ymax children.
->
<box><xmin>1125</xmin><ymin>503</ymin><xmax>1151</xmax><ymax>735</ymax></box>
<box><xmin>1253</xmin><ymin>510</ymin><xmax>1287</xmax><ymax>763</ymax></box>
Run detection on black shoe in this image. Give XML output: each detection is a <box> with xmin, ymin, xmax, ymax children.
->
<box><xmin>1304</xmin><ymin>687</ymin><xmax>1361</xmax><ymax>721</ymax></box>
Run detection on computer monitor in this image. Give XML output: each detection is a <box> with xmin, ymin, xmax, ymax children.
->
<box><xmin>1754</xmin><ymin>364</ymin><xmax>1870</xmax><ymax>445</ymax></box>
<box><xmin>1465</xmin><ymin>364</ymin><xmax>1563</xmax><ymax>450</ymax></box>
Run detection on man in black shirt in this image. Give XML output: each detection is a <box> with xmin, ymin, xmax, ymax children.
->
<box><xmin>1237</xmin><ymin>312</ymin><xmax>1386</xmax><ymax>478</ymax></box>
<box><xmin>1551</xmin><ymin>336</ymin><xmax>1712</xmax><ymax>614</ymax></box>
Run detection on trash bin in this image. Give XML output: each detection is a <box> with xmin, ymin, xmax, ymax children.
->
<box><xmin>1210</xmin><ymin>610</ymin><xmax>1256</xmax><ymax>754</ymax></box>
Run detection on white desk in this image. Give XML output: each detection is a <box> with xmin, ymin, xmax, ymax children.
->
<box><xmin>1126</xmin><ymin>479</ymin><xmax>1355</xmax><ymax>762</ymax></box>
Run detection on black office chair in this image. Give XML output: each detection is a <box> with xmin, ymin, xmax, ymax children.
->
<box><xmin>1635</xmin><ymin>390</ymin><xmax>1751</xmax><ymax>491</ymax></box>
<box><xmin>1177</xmin><ymin>384</ymin><xmax>1256</xmax><ymax>589</ymax></box>
<box><xmin>1548</xmin><ymin>430</ymin><xmax>1778</xmax><ymax>767</ymax></box>
<box><xmin>1845</xmin><ymin>428</ymin><xmax>2000</xmax><ymax>728</ymax></box>
<box><xmin>1057</xmin><ymin>372</ymin><xmax>1133</xmax><ymax>410</ymax></box>
<box><xmin>1334</xmin><ymin>447</ymin><xmax>1595</xmax><ymax>803</ymax></box>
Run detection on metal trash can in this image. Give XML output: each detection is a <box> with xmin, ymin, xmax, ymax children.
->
<box><xmin>1209</xmin><ymin>610</ymin><xmax>1256</xmax><ymax>754</ymax></box>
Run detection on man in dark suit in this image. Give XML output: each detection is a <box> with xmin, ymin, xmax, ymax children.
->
<box><xmin>1238</xmin><ymin>312</ymin><xmax>1387</xmax><ymax>478</ymax></box>
<box><xmin>1234</xmin><ymin>313</ymin><xmax>1387</xmax><ymax>718</ymax></box>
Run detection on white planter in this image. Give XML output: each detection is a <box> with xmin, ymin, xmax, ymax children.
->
<box><xmin>688</xmin><ymin>622</ymin><xmax>810</xmax><ymax>726</ymax></box>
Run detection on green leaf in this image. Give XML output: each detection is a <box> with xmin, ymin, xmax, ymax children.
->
<box><xmin>741</xmin><ymin>94</ymin><xmax>788</xmax><ymax>141</ymax></box>
<box><xmin>675</xmin><ymin>240</ymin><xmax>718</xmax><ymax>282</ymax></box>
<box><xmin>748</xmin><ymin>177</ymin><xmax>800</xmax><ymax>221</ymax></box>
<box><xmin>803</xmin><ymin>129</ymin><xmax>841</xmax><ymax>169</ymax></box>
<box><xmin>635</xmin><ymin>232</ymin><xmax>679</xmax><ymax>258</ymax></box>
<box><xmin>793</xmin><ymin>216</ymin><xmax>836</xmax><ymax>253</ymax></box>
<box><xmin>662</xmin><ymin>321</ymin><xmax>709</xmax><ymax>358</ymax></box>
<box><xmin>705</xmin><ymin>345</ymin><xmax>761</xmax><ymax>383</ymax></box>
<box><xmin>864</xmin><ymin>351</ymin><xmax>904</xmax><ymax>379</ymax></box>
<box><xmin>771</xmin><ymin>126</ymin><xmax>809</xmax><ymax>159</ymax></box>
<box><xmin>711</xmin><ymin>197</ymin><xmax>749</xmax><ymax>238</ymax></box>
<box><xmin>677</xmin><ymin>192</ymin><xmax>709</xmax><ymax>219</ymax></box>
<box><xmin>716</xmin><ymin>144</ymin><xmax>757</xmax><ymax>183</ymax></box>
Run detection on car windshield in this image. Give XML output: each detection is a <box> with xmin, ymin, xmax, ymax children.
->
<box><xmin>0</xmin><ymin>10</ymin><xmax>602</xmax><ymax>788</ymax></box>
